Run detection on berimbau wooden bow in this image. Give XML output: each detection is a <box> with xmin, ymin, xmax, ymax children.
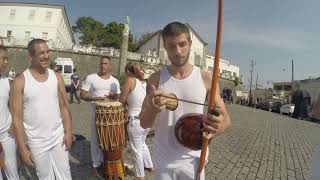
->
<box><xmin>196</xmin><ymin>0</ymin><xmax>224</xmax><ymax>179</ymax></box>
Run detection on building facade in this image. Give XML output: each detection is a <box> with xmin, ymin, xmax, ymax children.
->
<box><xmin>0</xmin><ymin>2</ymin><xmax>75</xmax><ymax>50</ymax></box>
<box><xmin>206</xmin><ymin>53</ymin><xmax>240</xmax><ymax>80</ymax></box>
<box><xmin>136</xmin><ymin>23</ymin><xmax>208</xmax><ymax>67</ymax></box>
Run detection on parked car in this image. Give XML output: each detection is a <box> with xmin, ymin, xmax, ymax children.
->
<box><xmin>260</xmin><ymin>101</ymin><xmax>274</xmax><ymax>111</ymax></box>
<box><xmin>271</xmin><ymin>101</ymin><xmax>283</xmax><ymax>113</ymax></box>
<box><xmin>255</xmin><ymin>101</ymin><xmax>263</xmax><ymax>109</ymax></box>
<box><xmin>280</xmin><ymin>104</ymin><xmax>295</xmax><ymax>116</ymax></box>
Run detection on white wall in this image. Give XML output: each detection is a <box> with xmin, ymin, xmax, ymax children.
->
<box><xmin>137</xmin><ymin>33</ymin><xmax>159</xmax><ymax>54</ymax></box>
<box><xmin>0</xmin><ymin>3</ymin><xmax>74</xmax><ymax>49</ymax></box>
<box><xmin>206</xmin><ymin>54</ymin><xmax>240</xmax><ymax>80</ymax></box>
<box><xmin>189</xmin><ymin>31</ymin><xmax>204</xmax><ymax>65</ymax></box>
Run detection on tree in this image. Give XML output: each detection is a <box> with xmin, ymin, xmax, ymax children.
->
<box><xmin>234</xmin><ymin>76</ymin><xmax>240</xmax><ymax>86</ymax></box>
<box><xmin>73</xmin><ymin>17</ymin><xmax>135</xmax><ymax>51</ymax></box>
<box><xmin>72</xmin><ymin>17</ymin><xmax>105</xmax><ymax>47</ymax></box>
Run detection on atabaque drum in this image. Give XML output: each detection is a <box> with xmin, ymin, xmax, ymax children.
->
<box><xmin>95</xmin><ymin>101</ymin><xmax>126</xmax><ymax>151</ymax></box>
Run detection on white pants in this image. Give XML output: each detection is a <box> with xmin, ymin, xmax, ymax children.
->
<box><xmin>310</xmin><ymin>145</ymin><xmax>320</xmax><ymax>180</ymax></box>
<box><xmin>127</xmin><ymin>117</ymin><xmax>153</xmax><ymax>177</ymax></box>
<box><xmin>32</xmin><ymin>144</ymin><xmax>71</xmax><ymax>180</ymax></box>
<box><xmin>155</xmin><ymin>158</ymin><xmax>205</xmax><ymax>180</ymax></box>
<box><xmin>0</xmin><ymin>134</ymin><xmax>19</xmax><ymax>180</ymax></box>
<box><xmin>90</xmin><ymin>108</ymin><xmax>103</xmax><ymax>168</ymax></box>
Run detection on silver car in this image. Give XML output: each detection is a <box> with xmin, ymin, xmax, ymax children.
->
<box><xmin>280</xmin><ymin>104</ymin><xmax>295</xmax><ymax>116</ymax></box>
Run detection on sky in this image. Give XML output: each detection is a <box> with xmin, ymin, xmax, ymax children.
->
<box><xmin>3</xmin><ymin>0</ymin><xmax>320</xmax><ymax>88</ymax></box>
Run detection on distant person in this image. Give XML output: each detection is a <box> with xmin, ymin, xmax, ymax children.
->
<box><xmin>70</xmin><ymin>68</ymin><xmax>81</xmax><ymax>104</ymax></box>
<box><xmin>49</xmin><ymin>61</ymin><xmax>57</xmax><ymax>72</ymax></box>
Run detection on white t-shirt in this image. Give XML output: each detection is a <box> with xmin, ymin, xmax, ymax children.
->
<box><xmin>0</xmin><ymin>76</ymin><xmax>11</xmax><ymax>142</ymax></box>
<box><xmin>81</xmin><ymin>74</ymin><xmax>121</xmax><ymax>122</ymax></box>
<box><xmin>81</xmin><ymin>74</ymin><xmax>121</xmax><ymax>98</ymax></box>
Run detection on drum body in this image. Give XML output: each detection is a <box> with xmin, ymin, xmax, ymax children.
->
<box><xmin>95</xmin><ymin>101</ymin><xmax>126</xmax><ymax>151</ymax></box>
<box><xmin>95</xmin><ymin>101</ymin><xmax>125</xmax><ymax>179</ymax></box>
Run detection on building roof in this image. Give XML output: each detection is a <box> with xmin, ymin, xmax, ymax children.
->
<box><xmin>0</xmin><ymin>2</ymin><xmax>75</xmax><ymax>43</ymax></box>
<box><xmin>135</xmin><ymin>30</ymin><xmax>161</xmax><ymax>51</ymax></box>
<box><xmin>185</xmin><ymin>23</ymin><xmax>207</xmax><ymax>45</ymax></box>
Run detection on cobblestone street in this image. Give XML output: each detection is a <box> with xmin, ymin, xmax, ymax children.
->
<box><xmin>19</xmin><ymin>103</ymin><xmax>320</xmax><ymax>180</ymax></box>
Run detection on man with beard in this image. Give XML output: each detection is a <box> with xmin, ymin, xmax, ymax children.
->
<box><xmin>139</xmin><ymin>22</ymin><xmax>231</xmax><ymax>180</ymax></box>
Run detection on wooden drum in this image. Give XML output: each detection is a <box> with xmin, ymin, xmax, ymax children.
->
<box><xmin>95</xmin><ymin>101</ymin><xmax>126</xmax><ymax>180</ymax></box>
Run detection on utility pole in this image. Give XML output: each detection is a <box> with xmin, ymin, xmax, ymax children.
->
<box><xmin>119</xmin><ymin>16</ymin><xmax>130</xmax><ymax>76</ymax></box>
<box><xmin>255</xmin><ymin>73</ymin><xmax>258</xmax><ymax>103</ymax></box>
<box><xmin>249</xmin><ymin>60</ymin><xmax>256</xmax><ymax>106</ymax></box>
<box><xmin>291</xmin><ymin>59</ymin><xmax>294</xmax><ymax>103</ymax></box>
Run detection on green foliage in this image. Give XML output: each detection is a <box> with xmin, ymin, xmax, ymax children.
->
<box><xmin>72</xmin><ymin>17</ymin><xmax>105</xmax><ymax>47</ymax></box>
<box><xmin>234</xmin><ymin>76</ymin><xmax>240</xmax><ymax>86</ymax></box>
<box><xmin>73</xmin><ymin>17</ymin><xmax>135</xmax><ymax>51</ymax></box>
<box><xmin>114</xmin><ymin>73</ymin><xmax>127</xmax><ymax>86</ymax></box>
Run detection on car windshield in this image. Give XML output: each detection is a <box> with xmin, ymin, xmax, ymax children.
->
<box><xmin>64</xmin><ymin>65</ymin><xmax>72</xmax><ymax>73</ymax></box>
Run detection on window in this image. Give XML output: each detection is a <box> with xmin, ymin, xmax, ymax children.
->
<box><xmin>25</xmin><ymin>31</ymin><xmax>30</xmax><ymax>39</ymax></box>
<box><xmin>45</xmin><ymin>11</ymin><xmax>52</xmax><ymax>22</ymax></box>
<box><xmin>28</xmin><ymin>10</ymin><xmax>35</xmax><ymax>20</ymax></box>
<box><xmin>9</xmin><ymin>9</ymin><xmax>16</xmax><ymax>18</ymax></box>
<box><xmin>42</xmin><ymin>32</ymin><xmax>48</xmax><ymax>40</ymax></box>
<box><xmin>233</xmin><ymin>72</ymin><xmax>237</xmax><ymax>77</ymax></box>
<box><xmin>6</xmin><ymin>30</ymin><xmax>12</xmax><ymax>38</ymax></box>
<box><xmin>56</xmin><ymin>65</ymin><xmax>62</xmax><ymax>72</ymax></box>
<box><xmin>64</xmin><ymin>65</ymin><xmax>72</xmax><ymax>73</ymax></box>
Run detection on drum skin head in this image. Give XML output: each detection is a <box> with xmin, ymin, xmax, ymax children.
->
<box><xmin>175</xmin><ymin>113</ymin><xmax>206</xmax><ymax>150</ymax></box>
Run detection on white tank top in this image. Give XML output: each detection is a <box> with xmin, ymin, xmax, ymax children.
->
<box><xmin>0</xmin><ymin>76</ymin><xmax>11</xmax><ymax>142</ymax></box>
<box><xmin>127</xmin><ymin>78</ymin><xmax>146</xmax><ymax>116</ymax></box>
<box><xmin>154</xmin><ymin>66</ymin><xmax>208</xmax><ymax>169</ymax></box>
<box><xmin>23</xmin><ymin>69</ymin><xmax>64</xmax><ymax>155</ymax></box>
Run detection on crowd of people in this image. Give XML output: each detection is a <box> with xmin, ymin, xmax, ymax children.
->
<box><xmin>0</xmin><ymin>21</ymin><xmax>231</xmax><ymax>180</ymax></box>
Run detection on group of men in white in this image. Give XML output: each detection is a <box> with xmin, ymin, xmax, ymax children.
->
<box><xmin>0</xmin><ymin>22</ymin><xmax>234</xmax><ymax>180</ymax></box>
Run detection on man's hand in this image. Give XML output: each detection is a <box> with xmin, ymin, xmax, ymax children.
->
<box><xmin>63</xmin><ymin>132</ymin><xmax>72</xmax><ymax>150</ymax></box>
<box><xmin>203</xmin><ymin>108</ymin><xmax>226</xmax><ymax>136</ymax></box>
<box><xmin>20</xmin><ymin>149</ymin><xmax>35</xmax><ymax>167</ymax></box>
<box><xmin>105</xmin><ymin>92</ymin><xmax>117</xmax><ymax>100</ymax></box>
<box><xmin>147</xmin><ymin>85</ymin><xmax>170</xmax><ymax>112</ymax></box>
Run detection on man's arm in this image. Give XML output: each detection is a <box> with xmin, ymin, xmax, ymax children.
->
<box><xmin>201</xmin><ymin>70</ymin><xmax>231</xmax><ymax>134</ymax></box>
<box><xmin>10</xmin><ymin>74</ymin><xmax>35</xmax><ymax>166</ymax></box>
<box><xmin>55</xmin><ymin>72</ymin><xmax>73</xmax><ymax>150</ymax></box>
<box><xmin>139</xmin><ymin>72</ymin><xmax>169</xmax><ymax>129</ymax></box>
